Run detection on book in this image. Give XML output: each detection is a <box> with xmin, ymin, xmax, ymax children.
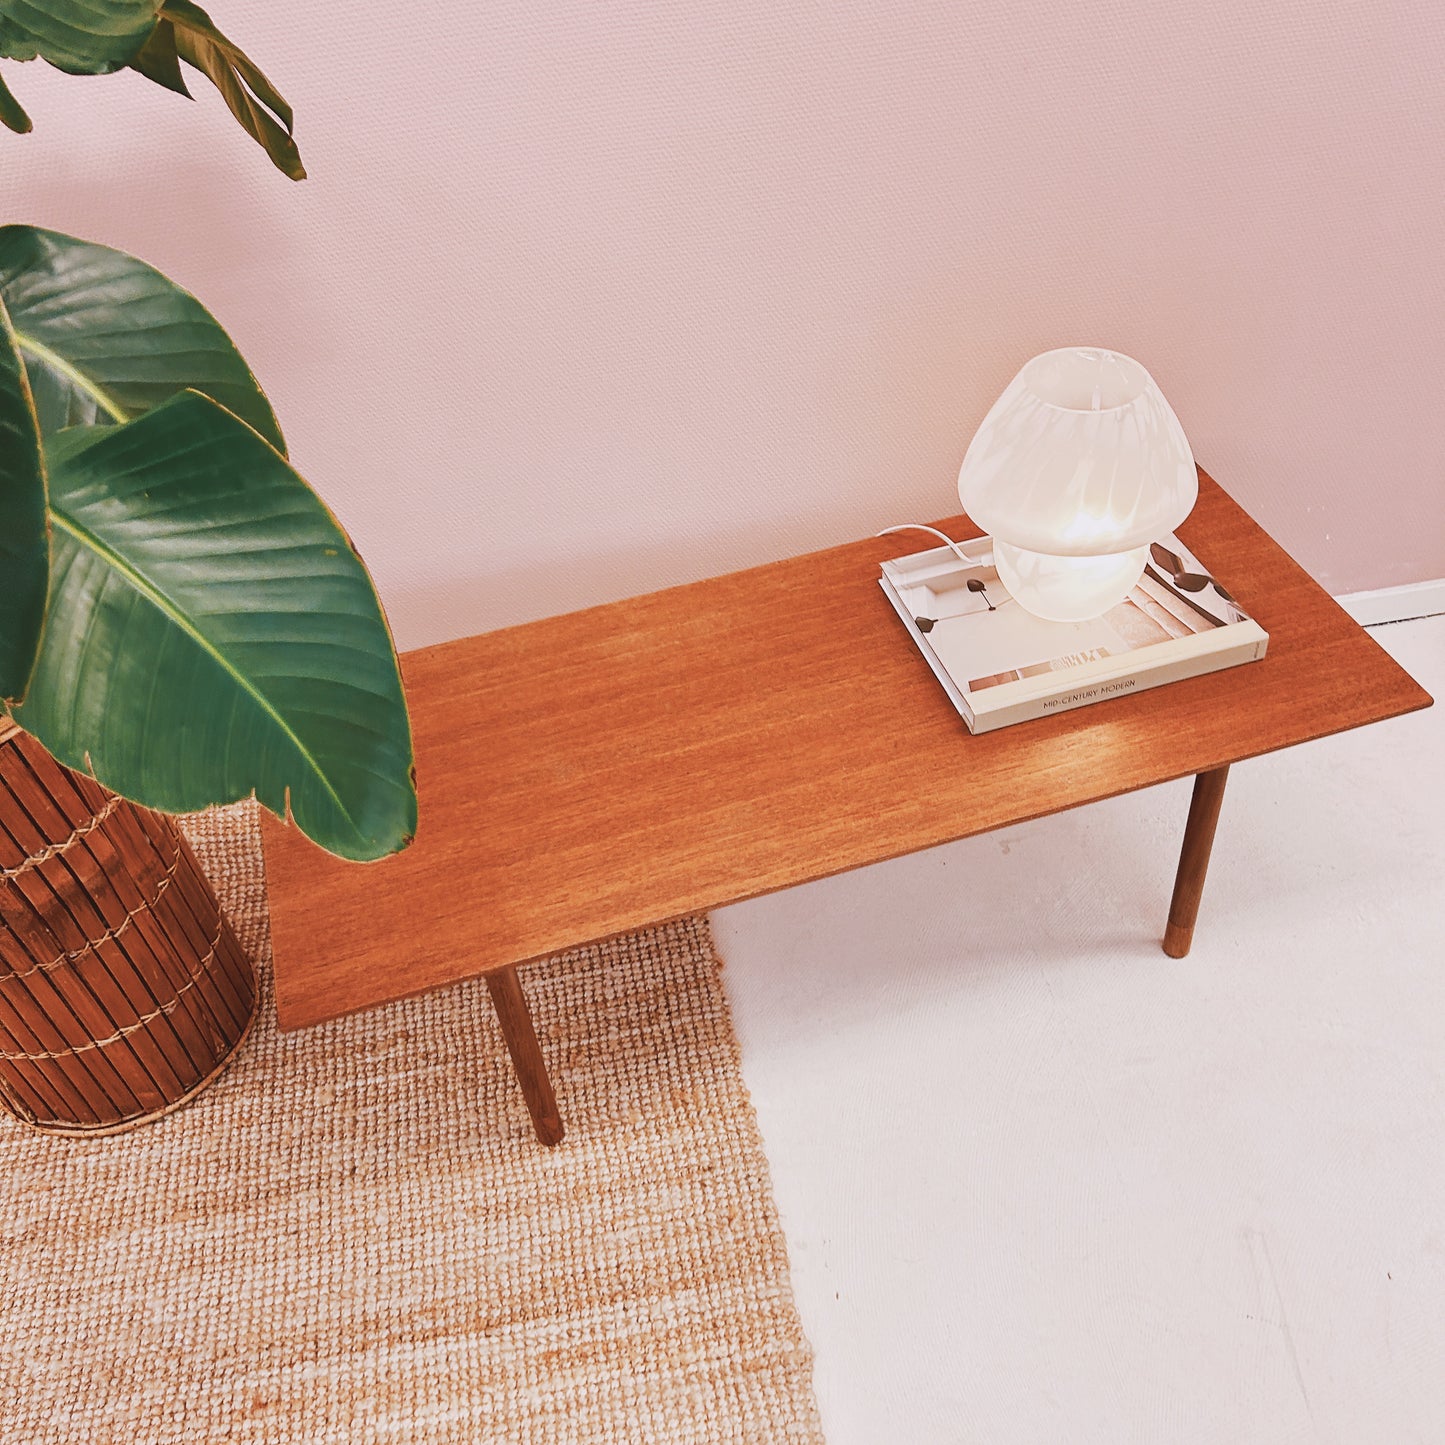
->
<box><xmin>878</xmin><ymin>534</ymin><xmax>1268</xmax><ymax>733</ymax></box>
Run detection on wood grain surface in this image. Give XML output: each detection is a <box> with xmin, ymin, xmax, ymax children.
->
<box><xmin>262</xmin><ymin>472</ymin><xmax>1433</xmax><ymax>1031</ymax></box>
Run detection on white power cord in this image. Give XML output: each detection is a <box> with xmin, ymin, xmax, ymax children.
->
<box><xmin>874</xmin><ymin>523</ymin><xmax>980</xmax><ymax>566</ymax></box>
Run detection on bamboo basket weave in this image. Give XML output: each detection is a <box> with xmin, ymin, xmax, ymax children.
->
<box><xmin>0</xmin><ymin>720</ymin><xmax>257</xmax><ymax>1135</ymax></box>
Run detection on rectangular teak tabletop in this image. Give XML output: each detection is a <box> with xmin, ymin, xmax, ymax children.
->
<box><xmin>262</xmin><ymin>471</ymin><xmax>1432</xmax><ymax>1033</ymax></box>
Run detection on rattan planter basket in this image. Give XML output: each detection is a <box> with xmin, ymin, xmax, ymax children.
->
<box><xmin>0</xmin><ymin>720</ymin><xmax>257</xmax><ymax>1135</ymax></box>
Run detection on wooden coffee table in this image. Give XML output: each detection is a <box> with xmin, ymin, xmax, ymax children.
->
<box><xmin>261</xmin><ymin>471</ymin><xmax>1432</xmax><ymax>1144</ymax></box>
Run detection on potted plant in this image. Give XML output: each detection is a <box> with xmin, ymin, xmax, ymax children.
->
<box><xmin>0</xmin><ymin>3</ymin><xmax>415</xmax><ymax>1133</ymax></box>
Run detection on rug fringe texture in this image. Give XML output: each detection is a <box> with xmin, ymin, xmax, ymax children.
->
<box><xmin>0</xmin><ymin>802</ymin><xmax>824</xmax><ymax>1444</ymax></box>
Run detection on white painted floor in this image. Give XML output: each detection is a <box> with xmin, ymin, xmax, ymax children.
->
<box><xmin>716</xmin><ymin>615</ymin><xmax>1445</xmax><ymax>1445</ymax></box>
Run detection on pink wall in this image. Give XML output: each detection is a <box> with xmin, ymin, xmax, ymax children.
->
<box><xmin>6</xmin><ymin>0</ymin><xmax>1443</xmax><ymax>646</ymax></box>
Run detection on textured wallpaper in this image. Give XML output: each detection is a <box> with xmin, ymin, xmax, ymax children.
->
<box><xmin>5</xmin><ymin>0</ymin><xmax>1443</xmax><ymax>646</ymax></box>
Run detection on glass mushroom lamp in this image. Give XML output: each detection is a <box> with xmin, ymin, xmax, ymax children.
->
<box><xmin>957</xmin><ymin>348</ymin><xmax>1198</xmax><ymax>622</ymax></box>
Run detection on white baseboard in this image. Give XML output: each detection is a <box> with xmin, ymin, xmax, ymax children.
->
<box><xmin>1336</xmin><ymin>578</ymin><xmax>1445</xmax><ymax>627</ymax></box>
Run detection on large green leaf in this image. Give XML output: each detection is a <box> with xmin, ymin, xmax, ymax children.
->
<box><xmin>0</xmin><ymin>1</ymin><xmax>302</xmax><ymax>178</ymax></box>
<box><xmin>163</xmin><ymin>0</ymin><xmax>303</xmax><ymax>180</ymax></box>
<box><xmin>0</xmin><ymin>225</ymin><xmax>285</xmax><ymax>450</ymax></box>
<box><xmin>0</xmin><ymin>64</ymin><xmax>32</xmax><ymax>129</ymax></box>
<box><xmin>0</xmin><ymin>0</ymin><xmax>159</xmax><ymax>73</ymax></box>
<box><xmin>14</xmin><ymin>392</ymin><xmax>416</xmax><ymax>861</ymax></box>
<box><xmin>126</xmin><ymin>12</ymin><xmax>187</xmax><ymax>94</ymax></box>
<box><xmin>0</xmin><ymin>295</ymin><xmax>48</xmax><ymax>702</ymax></box>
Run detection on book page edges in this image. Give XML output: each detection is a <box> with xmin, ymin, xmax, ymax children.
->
<box><xmin>970</xmin><ymin>620</ymin><xmax>1270</xmax><ymax>715</ymax></box>
<box><xmin>877</xmin><ymin>576</ymin><xmax>978</xmax><ymax>727</ymax></box>
<box><xmin>967</xmin><ymin>633</ymin><xmax>1269</xmax><ymax>733</ymax></box>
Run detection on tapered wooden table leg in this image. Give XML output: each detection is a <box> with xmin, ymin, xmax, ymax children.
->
<box><xmin>1163</xmin><ymin>765</ymin><xmax>1231</xmax><ymax>959</ymax></box>
<box><xmin>485</xmin><ymin>966</ymin><xmax>564</xmax><ymax>1146</ymax></box>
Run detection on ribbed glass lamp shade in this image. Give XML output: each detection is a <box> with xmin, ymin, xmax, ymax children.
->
<box><xmin>957</xmin><ymin>348</ymin><xmax>1197</xmax><ymax>621</ymax></box>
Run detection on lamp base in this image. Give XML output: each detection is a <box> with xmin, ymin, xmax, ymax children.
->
<box><xmin>993</xmin><ymin>541</ymin><xmax>1150</xmax><ymax>623</ymax></box>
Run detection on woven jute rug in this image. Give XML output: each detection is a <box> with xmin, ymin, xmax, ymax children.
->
<box><xmin>0</xmin><ymin>803</ymin><xmax>823</xmax><ymax>1445</ymax></box>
